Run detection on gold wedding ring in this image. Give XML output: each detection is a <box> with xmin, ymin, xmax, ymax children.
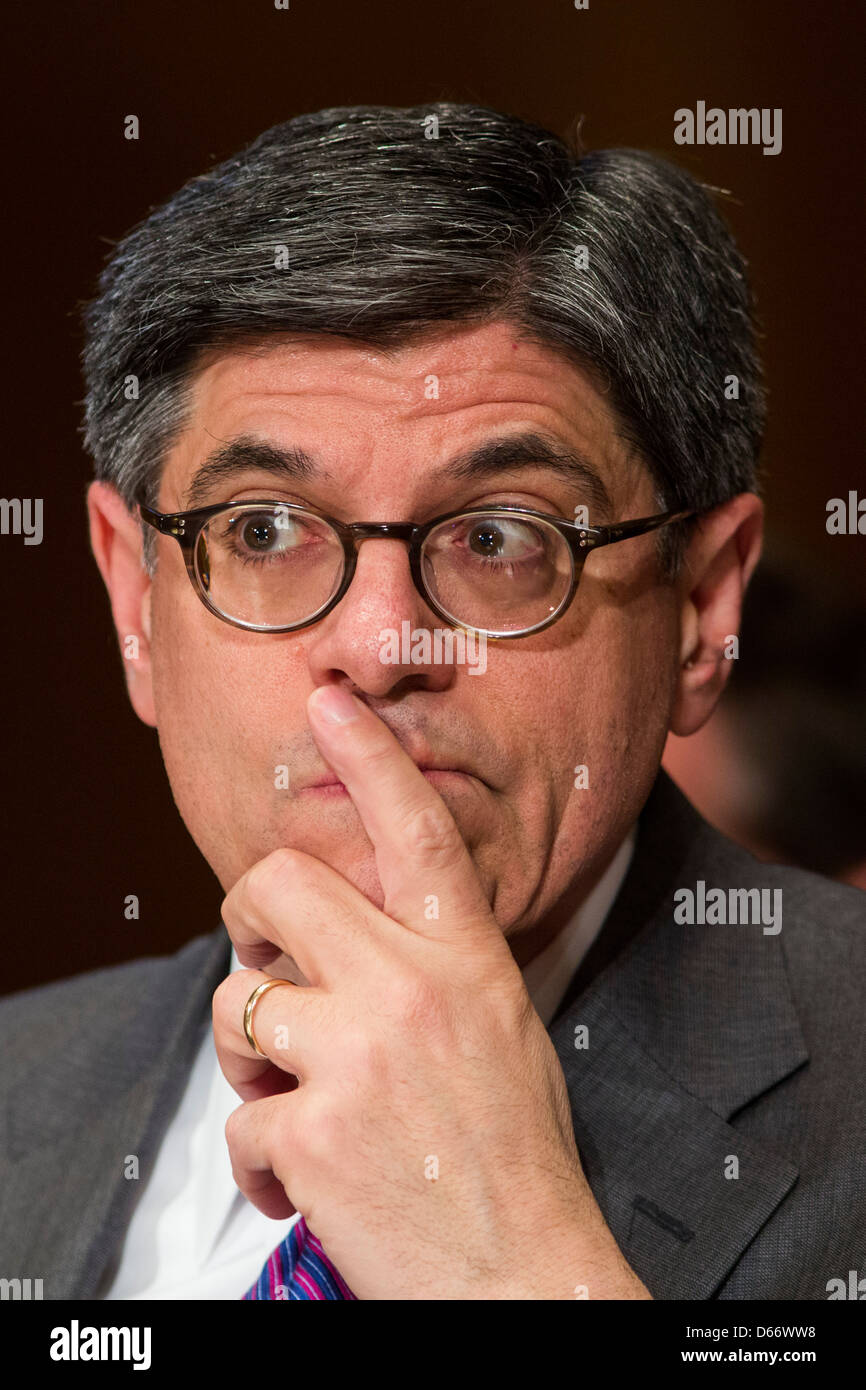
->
<box><xmin>242</xmin><ymin>977</ymin><xmax>297</xmax><ymax>1058</ymax></box>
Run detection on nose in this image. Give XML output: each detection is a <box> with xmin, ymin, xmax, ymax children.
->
<box><xmin>302</xmin><ymin>535</ymin><xmax>456</xmax><ymax>696</ymax></box>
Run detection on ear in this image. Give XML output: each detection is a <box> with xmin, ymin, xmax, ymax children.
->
<box><xmin>86</xmin><ymin>480</ymin><xmax>157</xmax><ymax>727</ymax></box>
<box><xmin>668</xmin><ymin>492</ymin><xmax>763</xmax><ymax>737</ymax></box>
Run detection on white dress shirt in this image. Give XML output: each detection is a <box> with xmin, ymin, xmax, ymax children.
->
<box><xmin>101</xmin><ymin>827</ymin><xmax>635</xmax><ymax>1300</ymax></box>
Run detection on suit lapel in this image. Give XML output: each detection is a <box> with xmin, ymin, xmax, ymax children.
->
<box><xmin>550</xmin><ymin>772</ymin><xmax>808</xmax><ymax>1299</ymax></box>
<box><xmin>2</xmin><ymin>926</ymin><xmax>231</xmax><ymax>1299</ymax></box>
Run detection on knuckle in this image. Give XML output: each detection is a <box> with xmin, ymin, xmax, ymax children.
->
<box><xmin>224</xmin><ymin>1104</ymin><xmax>243</xmax><ymax>1148</ymax></box>
<box><xmin>213</xmin><ymin>975</ymin><xmax>240</xmax><ymax>1027</ymax></box>
<box><xmin>243</xmin><ymin>848</ymin><xmax>300</xmax><ymax>910</ymax></box>
<box><xmin>298</xmin><ymin>1092</ymin><xmax>344</xmax><ymax>1166</ymax></box>
<box><xmin>211</xmin><ymin>975</ymin><xmax>232</xmax><ymax>1014</ymax></box>
<box><xmin>214</xmin><ymin>968</ymin><xmax>258</xmax><ymax>1023</ymax></box>
<box><xmin>273</xmin><ymin>1102</ymin><xmax>299</xmax><ymax>1158</ymax></box>
<box><xmin>339</xmin><ymin>1024</ymin><xmax>386</xmax><ymax>1084</ymax></box>
<box><xmin>400</xmin><ymin>800</ymin><xmax>463</xmax><ymax>868</ymax></box>
<box><xmin>388</xmin><ymin>968</ymin><xmax>446</xmax><ymax>1033</ymax></box>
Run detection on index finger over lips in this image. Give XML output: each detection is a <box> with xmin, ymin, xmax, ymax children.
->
<box><xmin>307</xmin><ymin>684</ymin><xmax>500</xmax><ymax>943</ymax></box>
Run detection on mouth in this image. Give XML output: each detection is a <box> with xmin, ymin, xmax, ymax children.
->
<box><xmin>301</xmin><ymin>766</ymin><xmax>482</xmax><ymax>795</ymax></box>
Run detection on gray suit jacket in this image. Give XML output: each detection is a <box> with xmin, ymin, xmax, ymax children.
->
<box><xmin>1</xmin><ymin>772</ymin><xmax>863</xmax><ymax>1300</ymax></box>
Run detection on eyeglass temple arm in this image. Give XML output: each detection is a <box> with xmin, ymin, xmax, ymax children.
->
<box><xmin>586</xmin><ymin>508</ymin><xmax>695</xmax><ymax>548</ymax></box>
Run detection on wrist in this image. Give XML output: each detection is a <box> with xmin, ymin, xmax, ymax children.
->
<box><xmin>500</xmin><ymin>1206</ymin><xmax>654</xmax><ymax>1300</ymax></box>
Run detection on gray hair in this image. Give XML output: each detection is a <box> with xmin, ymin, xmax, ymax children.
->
<box><xmin>80</xmin><ymin>102</ymin><xmax>765</xmax><ymax>578</ymax></box>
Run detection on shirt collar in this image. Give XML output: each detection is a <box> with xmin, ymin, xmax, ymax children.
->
<box><xmin>520</xmin><ymin>827</ymin><xmax>637</xmax><ymax>1026</ymax></box>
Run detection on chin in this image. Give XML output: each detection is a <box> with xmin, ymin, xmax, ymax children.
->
<box><xmin>321</xmin><ymin>852</ymin><xmax>386</xmax><ymax>912</ymax></box>
<box><xmin>270</xmin><ymin>819</ymin><xmax>387</xmax><ymax>911</ymax></box>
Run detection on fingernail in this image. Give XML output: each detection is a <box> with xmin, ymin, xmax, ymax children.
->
<box><xmin>311</xmin><ymin>685</ymin><xmax>361</xmax><ymax>725</ymax></box>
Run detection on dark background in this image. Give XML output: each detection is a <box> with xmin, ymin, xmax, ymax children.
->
<box><xmin>3</xmin><ymin>0</ymin><xmax>862</xmax><ymax>993</ymax></box>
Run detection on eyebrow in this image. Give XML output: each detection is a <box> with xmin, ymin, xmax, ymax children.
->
<box><xmin>183</xmin><ymin>430</ymin><xmax>612</xmax><ymax>515</ymax></box>
<box><xmin>442</xmin><ymin>431</ymin><xmax>612</xmax><ymax>514</ymax></box>
<box><xmin>184</xmin><ymin>440</ymin><xmax>327</xmax><ymax>509</ymax></box>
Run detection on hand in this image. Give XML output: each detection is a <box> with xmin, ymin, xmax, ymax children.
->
<box><xmin>213</xmin><ymin>683</ymin><xmax>650</xmax><ymax>1299</ymax></box>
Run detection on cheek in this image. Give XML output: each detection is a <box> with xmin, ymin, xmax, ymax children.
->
<box><xmin>539</xmin><ymin>598</ymin><xmax>677</xmax><ymax>828</ymax></box>
<box><xmin>148</xmin><ymin>581</ymin><xmax>265</xmax><ymax>883</ymax></box>
<box><xmin>150</xmin><ymin>580</ymin><xmax>226</xmax><ymax>739</ymax></box>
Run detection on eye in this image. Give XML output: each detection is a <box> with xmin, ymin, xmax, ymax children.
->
<box><xmin>457</xmin><ymin>516</ymin><xmax>548</xmax><ymax>566</ymax></box>
<box><xmin>222</xmin><ymin>508</ymin><xmax>317</xmax><ymax>562</ymax></box>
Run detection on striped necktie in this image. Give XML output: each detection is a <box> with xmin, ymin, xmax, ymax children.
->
<box><xmin>243</xmin><ymin>1216</ymin><xmax>357</xmax><ymax>1300</ymax></box>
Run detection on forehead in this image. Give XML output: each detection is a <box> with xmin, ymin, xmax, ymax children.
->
<box><xmin>161</xmin><ymin>319</ymin><xmax>645</xmax><ymax>506</ymax></box>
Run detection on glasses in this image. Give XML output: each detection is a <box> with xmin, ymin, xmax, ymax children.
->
<box><xmin>138</xmin><ymin>498</ymin><xmax>695</xmax><ymax>638</ymax></box>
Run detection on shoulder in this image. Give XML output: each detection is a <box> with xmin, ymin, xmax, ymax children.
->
<box><xmin>712</xmin><ymin>844</ymin><xmax>866</xmax><ymax>1028</ymax></box>
<box><xmin>768</xmin><ymin>861</ymin><xmax>866</xmax><ymax>1051</ymax></box>
<box><xmin>652</xmin><ymin>771</ymin><xmax>866</xmax><ymax>992</ymax></box>
<box><xmin>633</xmin><ymin>773</ymin><xmax>866</xmax><ymax>1083</ymax></box>
<box><xmin>693</xmin><ymin>805</ymin><xmax>866</xmax><ymax>1035</ymax></box>
<box><xmin>0</xmin><ymin>927</ymin><xmax>229</xmax><ymax>1073</ymax></box>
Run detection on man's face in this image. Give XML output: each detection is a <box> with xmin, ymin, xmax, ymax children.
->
<box><xmin>140</xmin><ymin>320</ymin><xmax>681</xmax><ymax>952</ymax></box>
